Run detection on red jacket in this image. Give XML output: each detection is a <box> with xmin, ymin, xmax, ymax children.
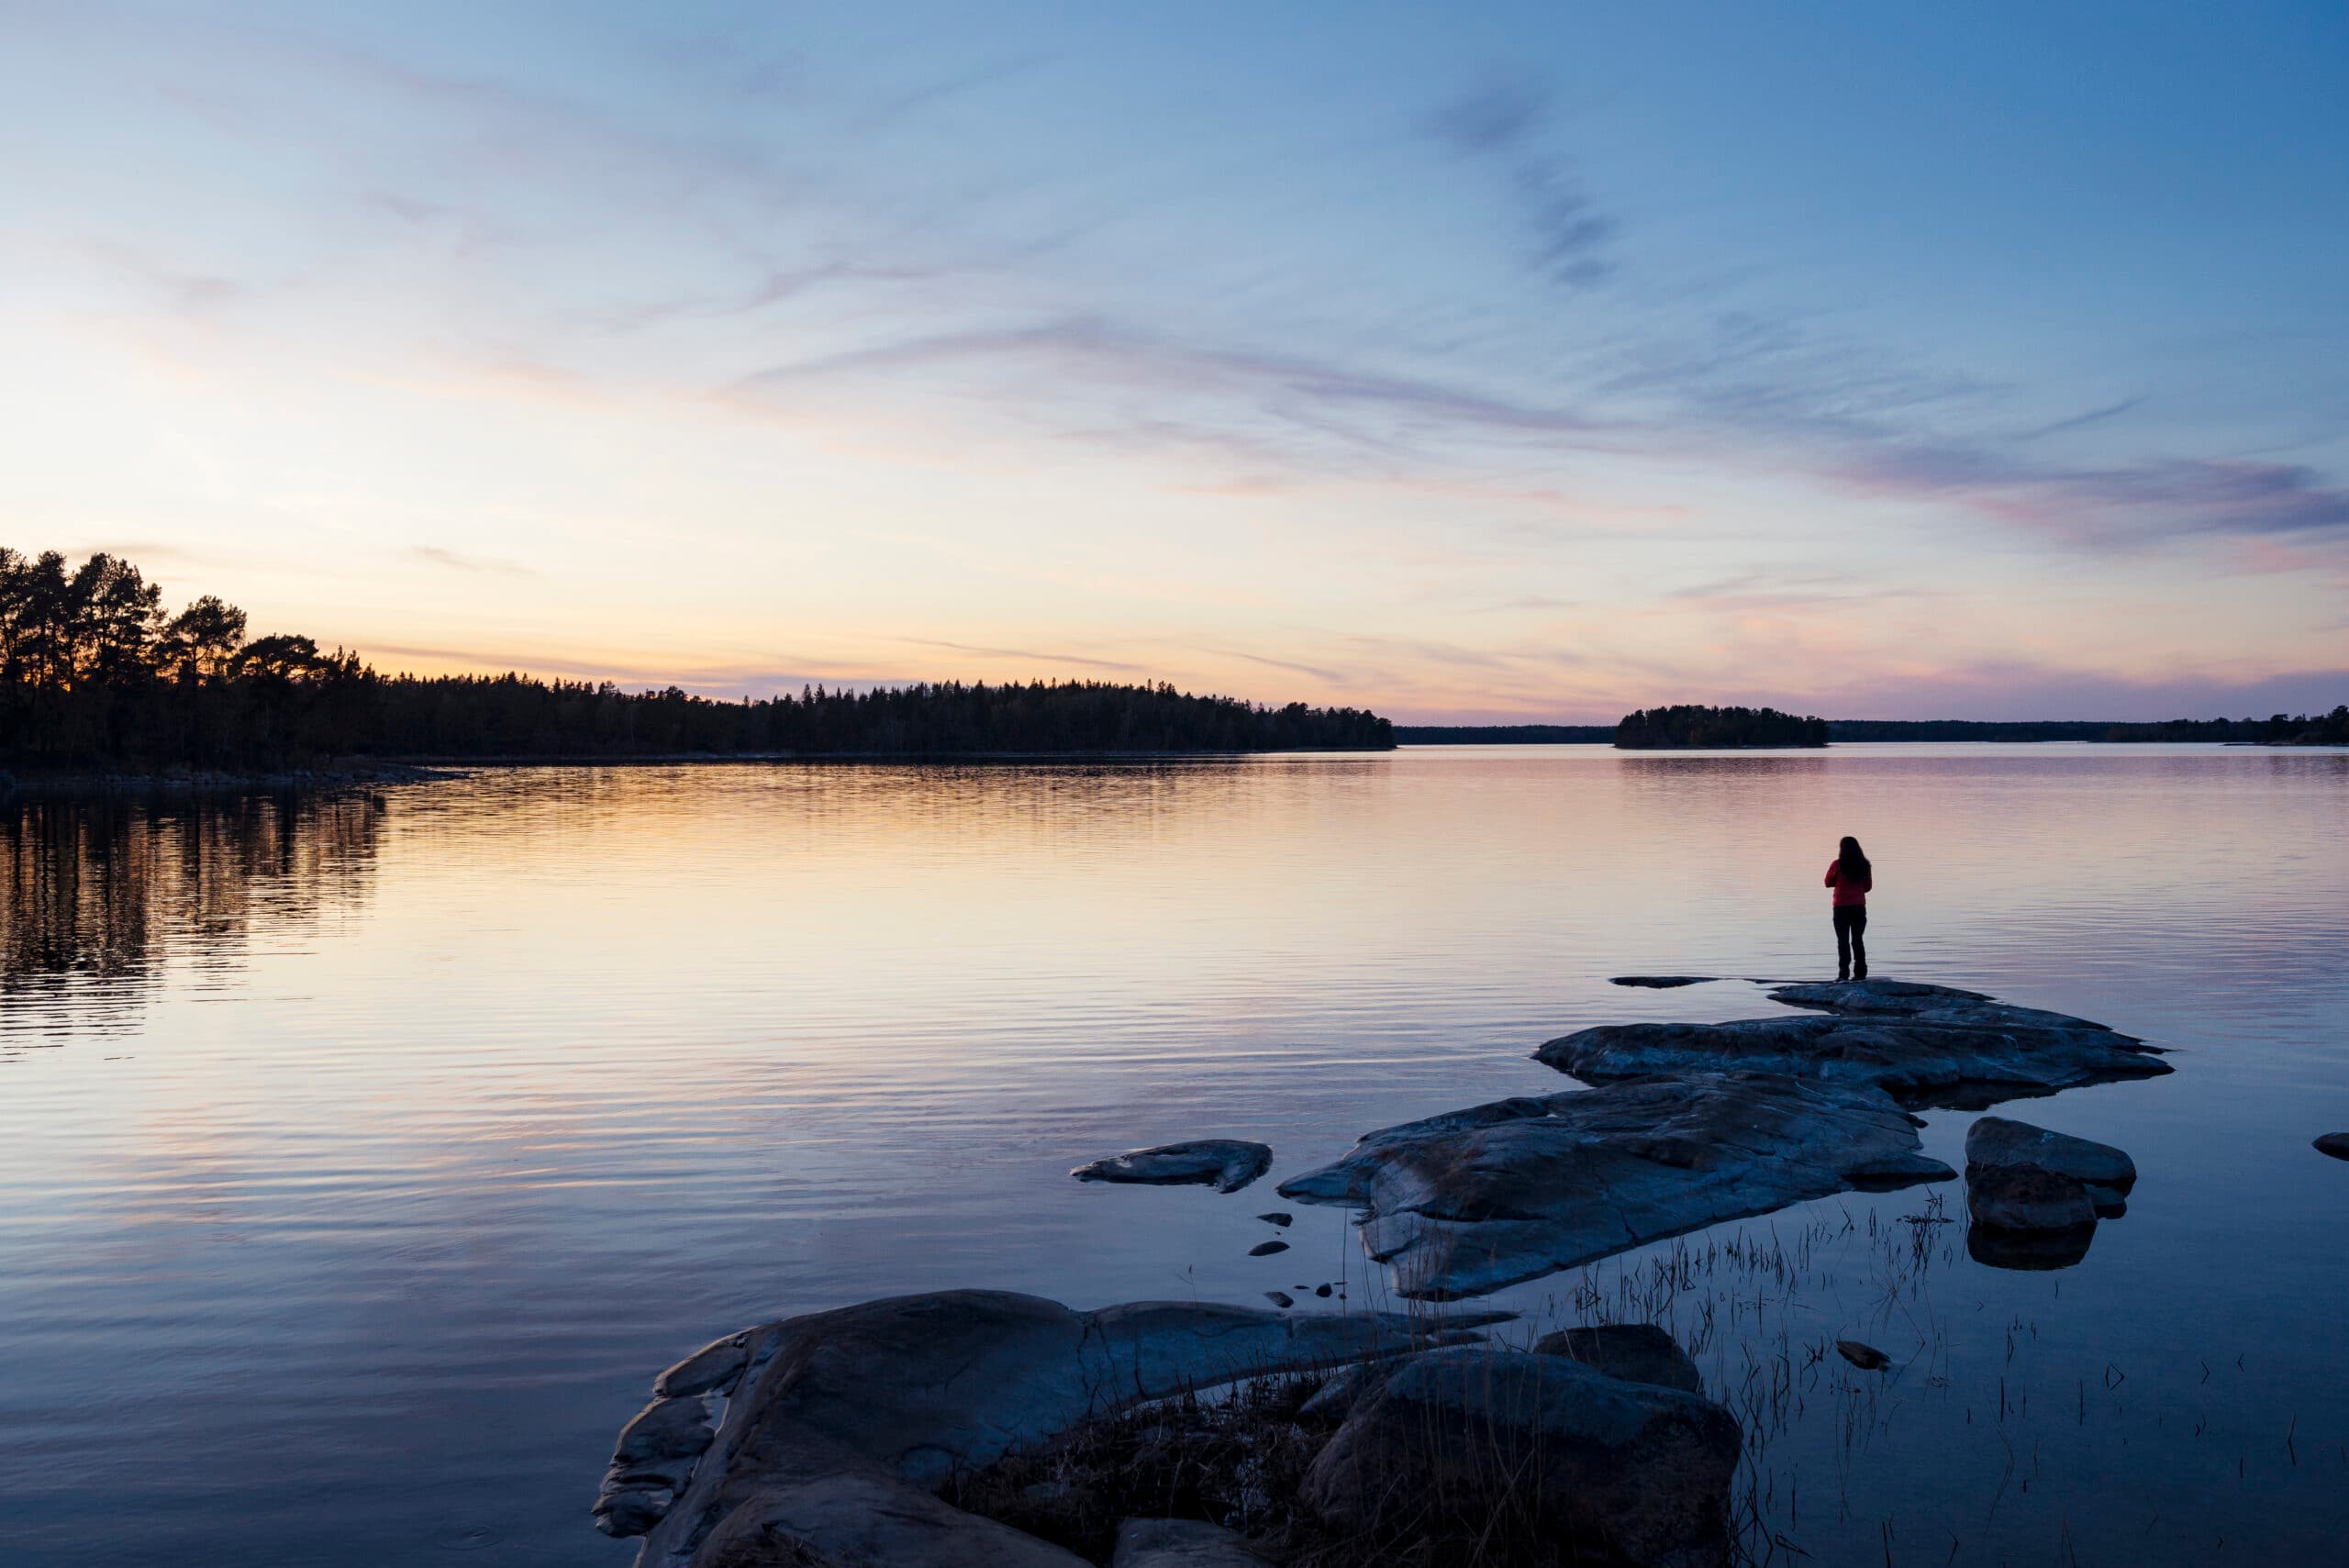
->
<box><xmin>1826</xmin><ymin>861</ymin><xmax>1871</xmax><ymax>906</ymax></box>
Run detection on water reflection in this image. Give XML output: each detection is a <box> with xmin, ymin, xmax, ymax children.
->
<box><xmin>0</xmin><ymin>792</ymin><xmax>382</xmax><ymax>1038</ymax></box>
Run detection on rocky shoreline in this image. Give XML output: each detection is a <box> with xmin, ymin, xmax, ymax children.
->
<box><xmin>595</xmin><ymin>978</ymin><xmax>2165</xmax><ymax>1566</ymax></box>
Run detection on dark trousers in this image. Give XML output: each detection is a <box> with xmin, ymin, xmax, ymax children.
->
<box><xmin>1833</xmin><ymin>906</ymin><xmax>1868</xmax><ymax>977</ymax></box>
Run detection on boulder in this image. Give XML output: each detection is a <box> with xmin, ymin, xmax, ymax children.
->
<box><xmin>1072</xmin><ymin>1140</ymin><xmax>1273</xmax><ymax>1194</ymax></box>
<box><xmin>1111</xmin><ymin>1517</ymin><xmax>1273</xmax><ymax>1566</ymax></box>
<box><xmin>1966</xmin><ymin>1117</ymin><xmax>2135</xmax><ymax>1216</ymax></box>
<box><xmin>607</xmin><ymin>1290</ymin><xmax>1510</xmax><ymax>1564</ymax></box>
<box><xmin>689</xmin><ymin>1458</ymin><xmax>1091</xmax><ymax>1568</ymax></box>
<box><xmin>1278</xmin><ymin>1073</ymin><xmax>1953</xmax><ymax>1298</ymax></box>
<box><xmin>1538</xmin><ymin>980</ymin><xmax>2167</xmax><ymax>1109</ymax></box>
<box><xmin>1534</xmin><ymin>1323</ymin><xmax>1703</xmax><ymax>1395</ymax></box>
<box><xmin>1300</xmin><ymin>1345</ymin><xmax>1740</xmax><ymax>1568</ymax></box>
<box><xmin>1965</xmin><ymin>1162</ymin><xmax>2099</xmax><ymax>1232</ymax></box>
<box><xmin>2314</xmin><ymin>1132</ymin><xmax>2349</xmax><ymax>1162</ymax></box>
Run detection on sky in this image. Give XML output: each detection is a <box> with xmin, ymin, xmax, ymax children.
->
<box><xmin>3</xmin><ymin>1</ymin><xmax>2345</xmax><ymax>722</ymax></box>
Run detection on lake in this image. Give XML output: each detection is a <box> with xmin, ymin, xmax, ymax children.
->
<box><xmin>2</xmin><ymin>746</ymin><xmax>2344</xmax><ymax>1566</ymax></box>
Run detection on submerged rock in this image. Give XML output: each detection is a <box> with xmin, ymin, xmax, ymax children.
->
<box><xmin>1300</xmin><ymin>1346</ymin><xmax>1740</xmax><ymax>1568</ymax></box>
<box><xmin>2315</xmin><ymin>1133</ymin><xmax>2349</xmax><ymax>1162</ymax></box>
<box><xmin>1278</xmin><ymin>1073</ymin><xmax>1953</xmax><ymax>1299</ymax></box>
<box><xmin>1835</xmin><ymin>1340</ymin><xmax>1890</xmax><ymax>1372</ymax></box>
<box><xmin>1072</xmin><ymin>1140</ymin><xmax>1273</xmax><ymax>1194</ymax></box>
<box><xmin>1534</xmin><ymin>1323</ymin><xmax>1704</xmax><ymax>1395</ymax></box>
<box><xmin>1255</xmin><ymin>1211</ymin><xmax>1292</xmax><ymax>1227</ymax></box>
<box><xmin>1539</xmin><ymin>979</ymin><xmax>2167</xmax><ymax>1108</ymax></box>
<box><xmin>602</xmin><ymin>1289</ymin><xmax>1510</xmax><ymax>1564</ymax></box>
<box><xmin>1247</xmin><ymin>1240</ymin><xmax>1288</xmax><ymax>1257</ymax></box>
<box><xmin>1609</xmin><ymin>975</ymin><xmax>1716</xmax><ymax>988</ymax></box>
<box><xmin>1111</xmin><ymin>1517</ymin><xmax>1273</xmax><ymax>1567</ymax></box>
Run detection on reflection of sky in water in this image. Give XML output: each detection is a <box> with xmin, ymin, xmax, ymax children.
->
<box><xmin>0</xmin><ymin>747</ymin><xmax>2343</xmax><ymax>1565</ymax></box>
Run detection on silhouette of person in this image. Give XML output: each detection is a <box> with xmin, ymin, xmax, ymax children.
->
<box><xmin>1827</xmin><ymin>835</ymin><xmax>1871</xmax><ymax>981</ymax></box>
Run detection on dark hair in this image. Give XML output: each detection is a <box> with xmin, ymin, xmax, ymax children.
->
<box><xmin>1838</xmin><ymin>836</ymin><xmax>1870</xmax><ymax>880</ymax></box>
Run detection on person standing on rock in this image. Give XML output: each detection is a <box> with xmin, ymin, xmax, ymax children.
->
<box><xmin>1827</xmin><ymin>835</ymin><xmax>1871</xmax><ymax>981</ymax></box>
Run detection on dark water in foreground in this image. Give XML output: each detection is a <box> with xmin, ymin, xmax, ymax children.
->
<box><xmin>1</xmin><ymin>746</ymin><xmax>2343</xmax><ymax>1566</ymax></box>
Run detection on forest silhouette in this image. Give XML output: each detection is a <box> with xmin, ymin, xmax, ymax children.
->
<box><xmin>0</xmin><ymin>548</ymin><xmax>1392</xmax><ymax>771</ymax></box>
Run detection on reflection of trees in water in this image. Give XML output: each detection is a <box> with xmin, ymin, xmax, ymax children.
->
<box><xmin>0</xmin><ymin>792</ymin><xmax>383</xmax><ymax>1035</ymax></box>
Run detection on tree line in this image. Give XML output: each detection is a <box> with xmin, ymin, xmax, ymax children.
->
<box><xmin>0</xmin><ymin>547</ymin><xmax>1393</xmax><ymax>772</ymax></box>
<box><xmin>1614</xmin><ymin>705</ymin><xmax>1830</xmax><ymax>749</ymax></box>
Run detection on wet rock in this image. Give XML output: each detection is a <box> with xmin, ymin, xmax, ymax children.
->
<box><xmin>2315</xmin><ymin>1133</ymin><xmax>2349</xmax><ymax>1162</ymax></box>
<box><xmin>1301</xmin><ymin>1346</ymin><xmax>1740</xmax><ymax>1568</ymax></box>
<box><xmin>1072</xmin><ymin>1140</ymin><xmax>1273</xmax><ymax>1194</ymax></box>
<box><xmin>612</xmin><ymin>1290</ymin><xmax>1511</xmax><ymax>1563</ymax></box>
<box><xmin>1255</xmin><ymin>1211</ymin><xmax>1292</xmax><ymax>1227</ymax></box>
<box><xmin>1263</xmin><ymin>1291</ymin><xmax>1293</xmax><ymax>1309</ymax></box>
<box><xmin>1966</xmin><ymin>1162</ymin><xmax>2099</xmax><ymax>1232</ymax></box>
<box><xmin>1278</xmin><ymin>1073</ymin><xmax>1953</xmax><ymax>1298</ymax></box>
<box><xmin>1314</xmin><ymin>1284</ymin><xmax>1332</xmax><ymax>1297</ymax></box>
<box><xmin>1247</xmin><ymin>1240</ymin><xmax>1288</xmax><ymax>1257</ymax></box>
<box><xmin>1535</xmin><ymin>1323</ymin><xmax>1704</xmax><ymax>1395</ymax></box>
<box><xmin>1835</xmin><ymin>1340</ymin><xmax>1890</xmax><ymax>1372</ymax></box>
<box><xmin>1609</xmin><ymin>975</ymin><xmax>1716</xmax><ymax>988</ymax></box>
<box><xmin>1112</xmin><ymin>1517</ymin><xmax>1274</xmax><ymax>1567</ymax></box>
<box><xmin>1539</xmin><ymin>980</ymin><xmax>2167</xmax><ymax>1109</ymax></box>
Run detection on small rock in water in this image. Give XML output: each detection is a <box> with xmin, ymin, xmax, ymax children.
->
<box><xmin>1315</xmin><ymin>1284</ymin><xmax>1332</xmax><ymax>1297</ymax></box>
<box><xmin>1836</xmin><ymin>1339</ymin><xmax>1891</xmax><ymax>1371</ymax></box>
<box><xmin>1071</xmin><ymin>1140</ymin><xmax>1274</xmax><ymax>1194</ymax></box>
<box><xmin>1256</xmin><ymin>1211</ymin><xmax>1293</xmax><ymax>1227</ymax></box>
<box><xmin>1248</xmin><ymin>1240</ymin><xmax>1289</xmax><ymax>1257</ymax></box>
<box><xmin>1264</xmin><ymin>1290</ymin><xmax>1294</xmax><ymax>1309</ymax></box>
<box><xmin>1608</xmin><ymin>974</ymin><xmax>1715</xmax><ymax>988</ymax></box>
<box><xmin>2315</xmin><ymin>1133</ymin><xmax>2349</xmax><ymax>1162</ymax></box>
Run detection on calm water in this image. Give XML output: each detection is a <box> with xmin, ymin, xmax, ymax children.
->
<box><xmin>2</xmin><ymin>747</ymin><xmax>2344</xmax><ymax>1566</ymax></box>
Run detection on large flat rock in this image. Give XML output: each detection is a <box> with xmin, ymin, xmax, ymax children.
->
<box><xmin>1538</xmin><ymin>979</ymin><xmax>2167</xmax><ymax>1108</ymax></box>
<box><xmin>606</xmin><ymin>1290</ymin><xmax>1509</xmax><ymax>1566</ymax></box>
<box><xmin>1277</xmin><ymin>1073</ymin><xmax>1953</xmax><ymax>1299</ymax></box>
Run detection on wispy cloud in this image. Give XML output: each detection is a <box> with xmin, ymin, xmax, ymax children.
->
<box><xmin>406</xmin><ymin>544</ymin><xmax>533</xmax><ymax>576</ymax></box>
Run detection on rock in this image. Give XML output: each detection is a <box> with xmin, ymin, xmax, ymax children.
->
<box><xmin>1298</xmin><ymin>1360</ymin><xmax>1386</xmax><ymax>1422</ymax></box>
<box><xmin>691</xmin><ymin>1462</ymin><xmax>1091</xmax><ymax>1568</ymax></box>
<box><xmin>614</xmin><ymin>1394</ymin><xmax>718</xmax><ymax>1465</ymax></box>
<box><xmin>1835</xmin><ymin>1340</ymin><xmax>1890</xmax><ymax>1371</ymax></box>
<box><xmin>1247</xmin><ymin>1240</ymin><xmax>1288</xmax><ymax>1257</ymax></box>
<box><xmin>2315</xmin><ymin>1133</ymin><xmax>2349</xmax><ymax>1162</ymax></box>
<box><xmin>1314</xmin><ymin>1284</ymin><xmax>1331</xmax><ymax>1297</ymax></box>
<box><xmin>1111</xmin><ymin>1517</ymin><xmax>1274</xmax><ymax>1567</ymax></box>
<box><xmin>1072</xmin><ymin>1140</ymin><xmax>1273</xmax><ymax>1194</ymax></box>
<box><xmin>1609</xmin><ymin>975</ymin><xmax>1715</xmax><ymax>988</ymax></box>
<box><xmin>1278</xmin><ymin>1073</ymin><xmax>1953</xmax><ymax>1298</ymax></box>
<box><xmin>1966</xmin><ymin>1162</ymin><xmax>2099</xmax><ymax>1232</ymax></box>
<box><xmin>1263</xmin><ymin>1291</ymin><xmax>1293</xmax><ymax>1309</ymax></box>
<box><xmin>656</xmin><ymin>1332</ymin><xmax>756</xmax><ymax>1398</ymax></box>
<box><xmin>1255</xmin><ymin>1211</ymin><xmax>1292</xmax><ymax>1227</ymax></box>
<box><xmin>613</xmin><ymin>1290</ymin><xmax>1511</xmax><ymax>1563</ymax></box>
<box><xmin>1301</xmin><ymin>1345</ymin><xmax>1740</xmax><ymax>1568</ymax></box>
<box><xmin>1965</xmin><ymin>1117</ymin><xmax>2136</xmax><ymax>1193</ymax></box>
<box><xmin>1534</xmin><ymin>1323</ymin><xmax>1703</xmax><ymax>1395</ymax></box>
<box><xmin>1538</xmin><ymin>980</ymin><xmax>2168</xmax><ymax>1109</ymax></box>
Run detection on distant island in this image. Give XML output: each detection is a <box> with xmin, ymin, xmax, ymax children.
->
<box><xmin>1400</xmin><ymin>706</ymin><xmax>2349</xmax><ymax>748</ymax></box>
<box><xmin>0</xmin><ymin>546</ymin><xmax>1391</xmax><ymax>779</ymax></box>
<box><xmin>1616</xmin><ymin>705</ymin><xmax>1830</xmax><ymax>749</ymax></box>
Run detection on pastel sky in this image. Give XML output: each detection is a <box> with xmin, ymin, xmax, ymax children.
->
<box><xmin>4</xmin><ymin>1</ymin><xmax>2345</xmax><ymax>721</ymax></box>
